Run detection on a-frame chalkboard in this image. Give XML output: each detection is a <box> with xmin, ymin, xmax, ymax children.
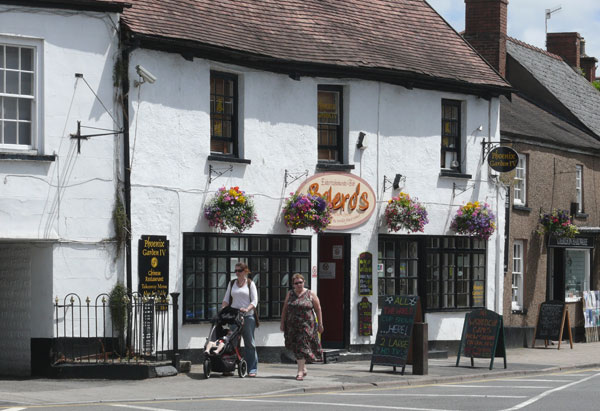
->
<box><xmin>370</xmin><ymin>295</ymin><xmax>419</xmax><ymax>375</ymax></box>
<box><xmin>532</xmin><ymin>300</ymin><xmax>573</xmax><ymax>349</ymax></box>
<box><xmin>456</xmin><ymin>308</ymin><xmax>507</xmax><ymax>370</ymax></box>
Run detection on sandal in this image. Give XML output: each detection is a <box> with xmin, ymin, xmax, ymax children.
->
<box><xmin>303</xmin><ymin>370</ymin><xmax>307</xmax><ymax>376</ymax></box>
<box><xmin>296</xmin><ymin>373</ymin><xmax>304</xmax><ymax>381</ymax></box>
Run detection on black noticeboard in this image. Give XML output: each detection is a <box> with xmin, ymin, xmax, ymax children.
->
<box><xmin>532</xmin><ymin>300</ymin><xmax>573</xmax><ymax>349</ymax></box>
<box><xmin>138</xmin><ymin>235</ymin><xmax>169</xmax><ymax>301</ymax></box>
<box><xmin>370</xmin><ymin>295</ymin><xmax>419</xmax><ymax>375</ymax></box>
<box><xmin>456</xmin><ymin>308</ymin><xmax>506</xmax><ymax>370</ymax></box>
<box><xmin>358</xmin><ymin>252</ymin><xmax>373</xmax><ymax>296</ymax></box>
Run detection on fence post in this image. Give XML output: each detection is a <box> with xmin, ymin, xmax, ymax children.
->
<box><xmin>170</xmin><ymin>292</ymin><xmax>180</xmax><ymax>369</ymax></box>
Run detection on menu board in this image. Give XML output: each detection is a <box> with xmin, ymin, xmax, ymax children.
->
<box><xmin>358</xmin><ymin>252</ymin><xmax>373</xmax><ymax>296</ymax></box>
<box><xmin>532</xmin><ymin>300</ymin><xmax>573</xmax><ymax>349</ymax></box>
<box><xmin>456</xmin><ymin>308</ymin><xmax>506</xmax><ymax>370</ymax></box>
<box><xmin>370</xmin><ymin>295</ymin><xmax>419</xmax><ymax>375</ymax></box>
<box><xmin>358</xmin><ymin>297</ymin><xmax>372</xmax><ymax>336</ymax></box>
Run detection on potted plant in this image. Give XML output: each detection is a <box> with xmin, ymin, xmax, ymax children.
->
<box><xmin>384</xmin><ymin>192</ymin><xmax>429</xmax><ymax>233</ymax></box>
<box><xmin>451</xmin><ymin>201</ymin><xmax>496</xmax><ymax>240</ymax></box>
<box><xmin>537</xmin><ymin>209</ymin><xmax>579</xmax><ymax>238</ymax></box>
<box><xmin>282</xmin><ymin>192</ymin><xmax>332</xmax><ymax>233</ymax></box>
<box><xmin>204</xmin><ymin>186</ymin><xmax>258</xmax><ymax>233</ymax></box>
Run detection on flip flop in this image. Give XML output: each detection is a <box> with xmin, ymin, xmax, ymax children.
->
<box><xmin>295</xmin><ymin>374</ymin><xmax>304</xmax><ymax>381</ymax></box>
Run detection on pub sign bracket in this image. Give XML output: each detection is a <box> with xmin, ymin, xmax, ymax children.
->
<box><xmin>284</xmin><ymin>169</ymin><xmax>309</xmax><ymax>187</ymax></box>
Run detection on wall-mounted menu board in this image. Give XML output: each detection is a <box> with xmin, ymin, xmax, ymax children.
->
<box><xmin>370</xmin><ymin>295</ymin><xmax>419</xmax><ymax>375</ymax></box>
<box><xmin>532</xmin><ymin>300</ymin><xmax>573</xmax><ymax>349</ymax></box>
<box><xmin>456</xmin><ymin>308</ymin><xmax>506</xmax><ymax>370</ymax></box>
<box><xmin>358</xmin><ymin>252</ymin><xmax>373</xmax><ymax>296</ymax></box>
<box><xmin>357</xmin><ymin>297</ymin><xmax>372</xmax><ymax>336</ymax></box>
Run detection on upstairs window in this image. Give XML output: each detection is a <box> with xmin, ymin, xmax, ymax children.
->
<box><xmin>441</xmin><ymin>99</ymin><xmax>461</xmax><ymax>170</ymax></box>
<box><xmin>1</xmin><ymin>44</ymin><xmax>34</xmax><ymax>148</ymax></box>
<box><xmin>575</xmin><ymin>165</ymin><xmax>583</xmax><ymax>212</ymax></box>
<box><xmin>513</xmin><ymin>155</ymin><xmax>527</xmax><ymax>205</ymax></box>
<box><xmin>210</xmin><ymin>71</ymin><xmax>237</xmax><ymax>156</ymax></box>
<box><xmin>318</xmin><ymin>85</ymin><xmax>343</xmax><ymax>162</ymax></box>
<box><xmin>512</xmin><ymin>240</ymin><xmax>524</xmax><ymax>311</ymax></box>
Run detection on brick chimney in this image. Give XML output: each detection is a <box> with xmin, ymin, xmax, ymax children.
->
<box><xmin>464</xmin><ymin>0</ymin><xmax>508</xmax><ymax>76</ymax></box>
<box><xmin>579</xmin><ymin>39</ymin><xmax>597</xmax><ymax>82</ymax></box>
<box><xmin>546</xmin><ymin>32</ymin><xmax>581</xmax><ymax>68</ymax></box>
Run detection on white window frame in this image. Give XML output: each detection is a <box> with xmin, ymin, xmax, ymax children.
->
<box><xmin>512</xmin><ymin>240</ymin><xmax>524</xmax><ymax>311</ymax></box>
<box><xmin>0</xmin><ymin>35</ymin><xmax>41</xmax><ymax>153</ymax></box>
<box><xmin>513</xmin><ymin>155</ymin><xmax>526</xmax><ymax>205</ymax></box>
<box><xmin>575</xmin><ymin>165</ymin><xmax>583</xmax><ymax>212</ymax></box>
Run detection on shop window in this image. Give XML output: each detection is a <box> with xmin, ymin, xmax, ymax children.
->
<box><xmin>565</xmin><ymin>249</ymin><xmax>589</xmax><ymax>302</ymax></box>
<box><xmin>512</xmin><ymin>240</ymin><xmax>524</xmax><ymax>311</ymax></box>
<box><xmin>513</xmin><ymin>155</ymin><xmax>527</xmax><ymax>205</ymax></box>
<box><xmin>1</xmin><ymin>43</ymin><xmax>35</xmax><ymax>149</ymax></box>
<box><xmin>183</xmin><ymin>233</ymin><xmax>310</xmax><ymax>322</ymax></box>
<box><xmin>210</xmin><ymin>71</ymin><xmax>238</xmax><ymax>156</ymax></box>
<box><xmin>575</xmin><ymin>165</ymin><xmax>583</xmax><ymax>212</ymax></box>
<box><xmin>377</xmin><ymin>239</ymin><xmax>419</xmax><ymax>307</ymax></box>
<box><xmin>441</xmin><ymin>99</ymin><xmax>462</xmax><ymax>171</ymax></box>
<box><xmin>317</xmin><ymin>85</ymin><xmax>343</xmax><ymax>162</ymax></box>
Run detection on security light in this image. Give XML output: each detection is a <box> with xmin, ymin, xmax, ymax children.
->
<box><xmin>135</xmin><ymin>65</ymin><xmax>157</xmax><ymax>85</ymax></box>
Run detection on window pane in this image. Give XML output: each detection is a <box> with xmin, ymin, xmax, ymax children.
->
<box><xmin>6</xmin><ymin>71</ymin><xmax>18</xmax><ymax>94</ymax></box>
<box><xmin>4</xmin><ymin>121</ymin><xmax>17</xmax><ymax>144</ymax></box>
<box><xmin>6</xmin><ymin>47</ymin><xmax>18</xmax><ymax>69</ymax></box>
<box><xmin>18</xmin><ymin>99</ymin><xmax>31</xmax><ymax>121</ymax></box>
<box><xmin>18</xmin><ymin>122</ymin><xmax>30</xmax><ymax>145</ymax></box>
<box><xmin>20</xmin><ymin>72</ymin><xmax>32</xmax><ymax>96</ymax></box>
<box><xmin>4</xmin><ymin>97</ymin><xmax>17</xmax><ymax>119</ymax></box>
<box><xmin>0</xmin><ymin>46</ymin><xmax>4</xmax><ymax>68</ymax></box>
<box><xmin>0</xmin><ymin>69</ymin><xmax>4</xmax><ymax>92</ymax></box>
<box><xmin>21</xmin><ymin>48</ymin><xmax>33</xmax><ymax>71</ymax></box>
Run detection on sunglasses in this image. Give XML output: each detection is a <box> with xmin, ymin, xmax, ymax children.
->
<box><xmin>235</xmin><ymin>268</ymin><xmax>244</xmax><ymax>272</ymax></box>
<box><xmin>293</xmin><ymin>281</ymin><xmax>304</xmax><ymax>285</ymax></box>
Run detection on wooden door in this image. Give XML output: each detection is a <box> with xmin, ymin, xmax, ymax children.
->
<box><xmin>318</xmin><ymin>235</ymin><xmax>347</xmax><ymax>348</ymax></box>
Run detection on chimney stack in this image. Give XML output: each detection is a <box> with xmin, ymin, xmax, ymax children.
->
<box><xmin>579</xmin><ymin>39</ymin><xmax>597</xmax><ymax>83</ymax></box>
<box><xmin>464</xmin><ymin>0</ymin><xmax>509</xmax><ymax>77</ymax></box>
<box><xmin>546</xmin><ymin>32</ymin><xmax>581</xmax><ymax>68</ymax></box>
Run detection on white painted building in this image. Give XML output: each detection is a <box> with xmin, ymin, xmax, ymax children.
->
<box><xmin>0</xmin><ymin>0</ymin><xmax>128</xmax><ymax>376</ymax></box>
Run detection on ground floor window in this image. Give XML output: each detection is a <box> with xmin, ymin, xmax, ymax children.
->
<box><xmin>564</xmin><ymin>249</ymin><xmax>590</xmax><ymax>302</ymax></box>
<box><xmin>378</xmin><ymin>235</ymin><xmax>487</xmax><ymax>311</ymax></box>
<box><xmin>512</xmin><ymin>240</ymin><xmax>524</xmax><ymax>311</ymax></box>
<box><xmin>548</xmin><ymin>242</ymin><xmax>592</xmax><ymax>303</ymax></box>
<box><xmin>183</xmin><ymin>233</ymin><xmax>311</xmax><ymax>322</ymax></box>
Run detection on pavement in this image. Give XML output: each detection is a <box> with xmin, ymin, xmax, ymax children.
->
<box><xmin>1</xmin><ymin>343</ymin><xmax>600</xmax><ymax>408</ymax></box>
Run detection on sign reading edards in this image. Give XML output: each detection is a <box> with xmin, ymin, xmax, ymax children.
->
<box><xmin>488</xmin><ymin>146</ymin><xmax>518</xmax><ymax>173</ymax></box>
<box><xmin>138</xmin><ymin>235</ymin><xmax>169</xmax><ymax>298</ymax></box>
<box><xmin>297</xmin><ymin>172</ymin><xmax>376</xmax><ymax>230</ymax></box>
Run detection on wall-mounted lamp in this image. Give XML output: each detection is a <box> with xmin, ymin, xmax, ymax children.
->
<box><xmin>383</xmin><ymin>173</ymin><xmax>406</xmax><ymax>192</ymax></box>
<box><xmin>393</xmin><ymin>174</ymin><xmax>404</xmax><ymax>190</ymax></box>
<box><xmin>134</xmin><ymin>65</ymin><xmax>157</xmax><ymax>87</ymax></box>
<box><xmin>356</xmin><ymin>132</ymin><xmax>367</xmax><ymax>149</ymax></box>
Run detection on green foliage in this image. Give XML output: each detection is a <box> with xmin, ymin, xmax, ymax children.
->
<box><xmin>108</xmin><ymin>282</ymin><xmax>128</xmax><ymax>337</ymax></box>
<box><xmin>113</xmin><ymin>195</ymin><xmax>129</xmax><ymax>256</ymax></box>
<box><xmin>593</xmin><ymin>80</ymin><xmax>600</xmax><ymax>92</ymax></box>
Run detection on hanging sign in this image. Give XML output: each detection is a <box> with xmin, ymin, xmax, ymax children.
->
<box><xmin>297</xmin><ymin>172</ymin><xmax>376</xmax><ymax>230</ymax></box>
<box><xmin>487</xmin><ymin>146</ymin><xmax>518</xmax><ymax>173</ymax></box>
<box><xmin>358</xmin><ymin>252</ymin><xmax>373</xmax><ymax>296</ymax></box>
<box><xmin>358</xmin><ymin>297</ymin><xmax>373</xmax><ymax>336</ymax></box>
<box><xmin>138</xmin><ymin>235</ymin><xmax>169</xmax><ymax>299</ymax></box>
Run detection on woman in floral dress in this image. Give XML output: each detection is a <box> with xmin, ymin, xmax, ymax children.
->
<box><xmin>280</xmin><ymin>273</ymin><xmax>324</xmax><ymax>380</ymax></box>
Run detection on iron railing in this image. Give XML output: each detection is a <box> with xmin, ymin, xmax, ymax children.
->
<box><xmin>52</xmin><ymin>292</ymin><xmax>179</xmax><ymax>366</ymax></box>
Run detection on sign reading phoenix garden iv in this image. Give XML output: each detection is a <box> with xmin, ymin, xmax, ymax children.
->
<box><xmin>297</xmin><ymin>172</ymin><xmax>376</xmax><ymax>230</ymax></box>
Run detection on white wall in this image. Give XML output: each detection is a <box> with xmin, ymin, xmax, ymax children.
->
<box><xmin>129</xmin><ymin>49</ymin><xmax>505</xmax><ymax>347</ymax></box>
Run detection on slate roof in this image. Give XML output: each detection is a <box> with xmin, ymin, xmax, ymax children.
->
<box><xmin>121</xmin><ymin>0</ymin><xmax>510</xmax><ymax>93</ymax></box>
<box><xmin>501</xmin><ymin>94</ymin><xmax>600</xmax><ymax>152</ymax></box>
<box><xmin>507</xmin><ymin>38</ymin><xmax>600</xmax><ymax>138</ymax></box>
<box><xmin>0</xmin><ymin>0</ymin><xmax>131</xmax><ymax>12</ymax></box>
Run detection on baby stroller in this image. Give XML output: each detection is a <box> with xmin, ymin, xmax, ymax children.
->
<box><xmin>203</xmin><ymin>306</ymin><xmax>247</xmax><ymax>378</ymax></box>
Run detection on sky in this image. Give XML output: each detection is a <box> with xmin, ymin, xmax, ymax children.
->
<box><xmin>427</xmin><ymin>0</ymin><xmax>600</xmax><ymax>65</ymax></box>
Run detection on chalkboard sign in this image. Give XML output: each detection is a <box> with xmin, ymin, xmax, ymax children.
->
<box><xmin>358</xmin><ymin>297</ymin><xmax>372</xmax><ymax>336</ymax></box>
<box><xmin>532</xmin><ymin>300</ymin><xmax>573</xmax><ymax>349</ymax></box>
<box><xmin>358</xmin><ymin>252</ymin><xmax>373</xmax><ymax>296</ymax></box>
<box><xmin>456</xmin><ymin>308</ymin><xmax>506</xmax><ymax>370</ymax></box>
<box><xmin>370</xmin><ymin>295</ymin><xmax>419</xmax><ymax>375</ymax></box>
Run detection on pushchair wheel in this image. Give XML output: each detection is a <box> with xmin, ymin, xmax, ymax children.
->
<box><xmin>238</xmin><ymin>359</ymin><xmax>248</xmax><ymax>378</ymax></box>
<box><xmin>203</xmin><ymin>358</ymin><xmax>211</xmax><ymax>379</ymax></box>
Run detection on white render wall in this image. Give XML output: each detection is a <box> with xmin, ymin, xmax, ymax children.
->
<box><xmin>129</xmin><ymin>48</ymin><xmax>506</xmax><ymax>348</ymax></box>
<box><xmin>0</xmin><ymin>7</ymin><xmax>123</xmax><ymax>302</ymax></box>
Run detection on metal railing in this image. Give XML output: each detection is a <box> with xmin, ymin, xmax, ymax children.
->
<box><xmin>52</xmin><ymin>292</ymin><xmax>179</xmax><ymax>366</ymax></box>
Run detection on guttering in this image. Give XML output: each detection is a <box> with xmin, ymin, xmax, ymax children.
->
<box><xmin>0</xmin><ymin>0</ymin><xmax>131</xmax><ymax>12</ymax></box>
<box><xmin>123</xmin><ymin>31</ymin><xmax>515</xmax><ymax>99</ymax></box>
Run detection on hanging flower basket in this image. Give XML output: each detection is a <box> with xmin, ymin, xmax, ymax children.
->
<box><xmin>384</xmin><ymin>192</ymin><xmax>429</xmax><ymax>233</ymax></box>
<box><xmin>282</xmin><ymin>192</ymin><xmax>333</xmax><ymax>233</ymax></box>
<box><xmin>203</xmin><ymin>186</ymin><xmax>258</xmax><ymax>233</ymax></box>
<box><xmin>537</xmin><ymin>209</ymin><xmax>579</xmax><ymax>238</ymax></box>
<box><xmin>450</xmin><ymin>201</ymin><xmax>496</xmax><ymax>240</ymax></box>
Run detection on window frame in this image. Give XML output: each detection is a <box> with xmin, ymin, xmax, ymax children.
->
<box><xmin>0</xmin><ymin>39</ymin><xmax>38</xmax><ymax>151</ymax></box>
<box><xmin>512</xmin><ymin>240</ymin><xmax>524</xmax><ymax>311</ymax></box>
<box><xmin>317</xmin><ymin>85</ymin><xmax>344</xmax><ymax>163</ymax></box>
<box><xmin>441</xmin><ymin>99</ymin><xmax>462</xmax><ymax>171</ymax></box>
<box><xmin>210</xmin><ymin>70</ymin><xmax>238</xmax><ymax>157</ymax></box>
<box><xmin>377</xmin><ymin>238</ymin><xmax>419</xmax><ymax>308</ymax></box>
<box><xmin>575</xmin><ymin>164</ymin><xmax>583</xmax><ymax>212</ymax></box>
<box><xmin>513</xmin><ymin>155</ymin><xmax>527</xmax><ymax>206</ymax></box>
<box><xmin>182</xmin><ymin>233</ymin><xmax>311</xmax><ymax>323</ymax></box>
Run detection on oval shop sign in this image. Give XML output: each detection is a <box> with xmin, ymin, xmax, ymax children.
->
<box><xmin>488</xmin><ymin>146</ymin><xmax>519</xmax><ymax>173</ymax></box>
<box><xmin>297</xmin><ymin>172</ymin><xmax>376</xmax><ymax>230</ymax></box>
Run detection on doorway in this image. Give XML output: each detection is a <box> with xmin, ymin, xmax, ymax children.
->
<box><xmin>317</xmin><ymin>234</ymin><xmax>350</xmax><ymax>349</ymax></box>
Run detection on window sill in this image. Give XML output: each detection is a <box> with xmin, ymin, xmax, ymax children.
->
<box><xmin>0</xmin><ymin>152</ymin><xmax>56</xmax><ymax>162</ymax></box>
<box><xmin>512</xmin><ymin>205</ymin><xmax>532</xmax><ymax>212</ymax></box>
<box><xmin>574</xmin><ymin>212</ymin><xmax>589</xmax><ymax>220</ymax></box>
<box><xmin>208</xmin><ymin>155</ymin><xmax>251</xmax><ymax>164</ymax></box>
<box><xmin>316</xmin><ymin>162</ymin><xmax>355</xmax><ymax>171</ymax></box>
<box><xmin>439</xmin><ymin>170</ymin><xmax>471</xmax><ymax>179</ymax></box>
